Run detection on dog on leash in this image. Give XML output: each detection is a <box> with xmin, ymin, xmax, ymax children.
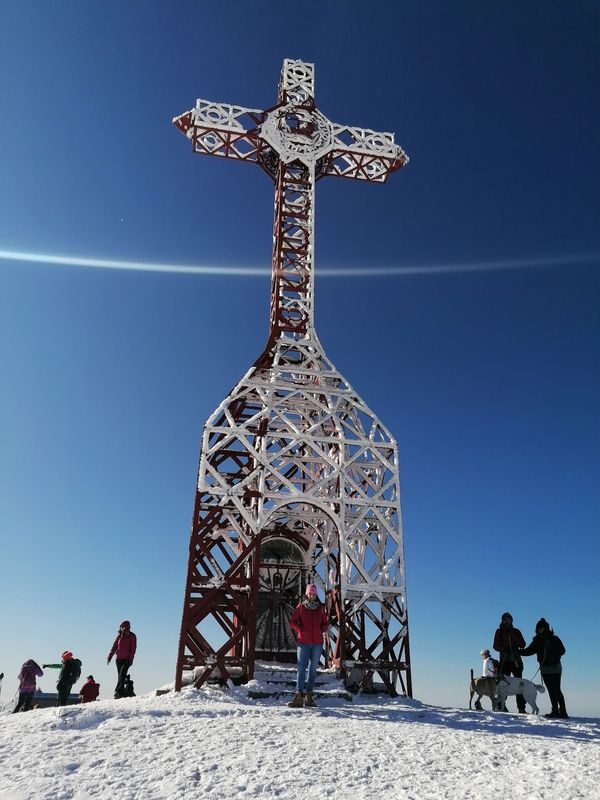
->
<box><xmin>497</xmin><ymin>675</ymin><xmax>546</xmax><ymax>714</ymax></box>
<box><xmin>469</xmin><ymin>670</ymin><xmax>499</xmax><ymax>711</ymax></box>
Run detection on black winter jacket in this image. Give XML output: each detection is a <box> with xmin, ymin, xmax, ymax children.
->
<box><xmin>521</xmin><ymin>631</ymin><xmax>565</xmax><ymax>667</ymax></box>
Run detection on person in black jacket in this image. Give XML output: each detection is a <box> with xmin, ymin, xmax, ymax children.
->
<box><xmin>43</xmin><ymin>651</ymin><xmax>81</xmax><ymax>706</ymax></box>
<box><xmin>521</xmin><ymin>617</ymin><xmax>568</xmax><ymax>719</ymax></box>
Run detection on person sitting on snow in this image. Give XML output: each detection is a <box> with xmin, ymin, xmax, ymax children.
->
<box><xmin>79</xmin><ymin>675</ymin><xmax>100</xmax><ymax>703</ymax></box>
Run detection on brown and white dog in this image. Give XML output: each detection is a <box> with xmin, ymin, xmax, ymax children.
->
<box><xmin>469</xmin><ymin>670</ymin><xmax>499</xmax><ymax>711</ymax></box>
<box><xmin>496</xmin><ymin>675</ymin><xmax>546</xmax><ymax>714</ymax></box>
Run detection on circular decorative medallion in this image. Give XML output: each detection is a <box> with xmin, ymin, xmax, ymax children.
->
<box><xmin>259</xmin><ymin>104</ymin><xmax>334</xmax><ymax>166</ymax></box>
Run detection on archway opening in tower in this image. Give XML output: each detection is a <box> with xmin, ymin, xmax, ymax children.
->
<box><xmin>255</xmin><ymin>503</ymin><xmax>342</xmax><ymax>669</ymax></box>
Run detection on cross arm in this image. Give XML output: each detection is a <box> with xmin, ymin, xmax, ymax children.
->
<box><xmin>173</xmin><ymin>99</ymin><xmax>268</xmax><ymax>165</ymax></box>
<box><xmin>317</xmin><ymin>124</ymin><xmax>409</xmax><ymax>183</ymax></box>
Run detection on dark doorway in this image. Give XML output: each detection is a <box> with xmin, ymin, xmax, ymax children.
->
<box><xmin>255</xmin><ymin>538</ymin><xmax>307</xmax><ymax>662</ymax></box>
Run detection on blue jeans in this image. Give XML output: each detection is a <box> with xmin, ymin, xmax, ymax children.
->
<box><xmin>296</xmin><ymin>643</ymin><xmax>322</xmax><ymax>693</ymax></box>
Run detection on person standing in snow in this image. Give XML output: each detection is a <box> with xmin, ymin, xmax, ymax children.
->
<box><xmin>43</xmin><ymin>651</ymin><xmax>82</xmax><ymax>706</ymax></box>
<box><xmin>480</xmin><ymin>649</ymin><xmax>498</xmax><ymax>678</ymax></box>
<box><xmin>493</xmin><ymin>612</ymin><xmax>526</xmax><ymax>713</ymax></box>
<box><xmin>12</xmin><ymin>659</ymin><xmax>43</xmax><ymax>712</ymax></box>
<box><xmin>288</xmin><ymin>584</ymin><xmax>328</xmax><ymax>708</ymax></box>
<box><xmin>79</xmin><ymin>675</ymin><xmax>100</xmax><ymax>703</ymax></box>
<box><xmin>521</xmin><ymin>617</ymin><xmax>568</xmax><ymax>719</ymax></box>
<box><xmin>107</xmin><ymin>620</ymin><xmax>137</xmax><ymax>699</ymax></box>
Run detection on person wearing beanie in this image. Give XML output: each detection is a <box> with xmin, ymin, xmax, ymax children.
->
<box><xmin>107</xmin><ymin>620</ymin><xmax>137</xmax><ymax>699</ymax></box>
<box><xmin>287</xmin><ymin>583</ymin><xmax>328</xmax><ymax>708</ymax></box>
<box><xmin>43</xmin><ymin>651</ymin><xmax>82</xmax><ymax>705</ymax></box>
<box><xmin>79</xmin><ymin>675</ymin><xmax>100</xmax><ymax>703</ymax></box>
<box><xmin>492</xmin><ymin>612</ymin><xmax>527</xmax><ymax>713</ymax></box>
<box><xmin>521</xmin><ymin>618</ymin><xmax>568</xmax><ymax>718</ymax></box>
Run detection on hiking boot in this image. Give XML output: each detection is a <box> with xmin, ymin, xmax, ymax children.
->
<box><xmin>304</xmin><ymin>691</ymin><xmax>316</xmax><ymax>708</ymax></box>
<box><xmin>558</xmin><ymin>710</ymin><xmax>569</xmax><ymax>719</ymax></box>
<box><xmin>287</xmin><ymin>691</ymin><xmax>304</xmax><ymax>708</ymax></box>
<box><xmin>544</xmin><ymin>710</ymin><xmax>560</xmax><ymax>718</ymax></box>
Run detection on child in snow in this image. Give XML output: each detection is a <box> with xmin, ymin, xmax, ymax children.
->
<box><xmin>13</xmin><ymin>659</ymin><xmax>43</xmax><ymax>712</ymax></box>
<box><xmin>288</xmin><ymin>584</ymin><xmax>328</xmax><ymax>708</ymax></box>
<box><xmin>79</xmin><ymin>675</ymin><xmax>100</xmax><ymax>703</ymax></box>
<box><xmin>107</xmin><ymin>620</ymin><xmax>137</xmax><ymax>699</ymax></box>
<box><xmin>481</xmin><ymin>649</ymin><xmax>498</xmax><ymax>678</ymax></box>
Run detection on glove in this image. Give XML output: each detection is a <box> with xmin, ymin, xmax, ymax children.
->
<box><xmin>107</xmin><ymin>658</ymin><xmax>111</xmax><ymax>665</ymax></box>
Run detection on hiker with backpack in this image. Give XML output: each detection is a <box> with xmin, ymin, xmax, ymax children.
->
<box><xmin>287</xmin><ymin>583</ymin><xmax>328</xmax><ymax>709</ymax></box>
<box><xmin>493</xmin><ymin>611</ymin><xmax>527</xmax><ymax>713</ymax></box>
<box><xmin>521</xmin><ymin>617</ymin><xmax>568</xmax><ymax>719</ymax></box>
<box><xmin>481</xmin><ymin>649</ymin><xmax>499</xmax><ymax>678</ymax></box>
<box><xmin>43</xmin><ymin>651</ymin><xmax>82</xmax><ymax>706</ymax></box>
<box><xmin>107</xmin><ymin>620</ymin><xmax>137</xmax><ymax>699</ymax></box>
<box><xmin>12</xmin><ymin>659</ymin><xmax>43</xmax><ymax>712</ymax></box>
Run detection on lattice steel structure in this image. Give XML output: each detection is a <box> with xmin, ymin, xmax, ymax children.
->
<box><xmin>174</xmin><ymin>59</ymin><xmax>412</xmax><ymax>696</ymax></box>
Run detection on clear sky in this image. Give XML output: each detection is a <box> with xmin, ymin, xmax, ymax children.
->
<box><xmin>1</xmin><ymin>1</ymin><xmax>599</xmax><ymax>716</ymax></box>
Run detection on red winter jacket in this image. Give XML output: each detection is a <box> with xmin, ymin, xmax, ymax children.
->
<box><xmin>108</xmin><ymin>621</ymin><xmax>137</xmax><ymax>663</ymax></box>
<box><xmin>493</xmin><ymin>624</ymin><xmax>525</xmax><ymax>664</ymax></box>
<box><xmin>79</xmin><ymin>679</ymin><xmax>100</xmax><ymax>703</ymax></box>
<box><xmin>290</xmin><ymin>600</ymin><xmax>328</xmax><ymax>645</ymax></box>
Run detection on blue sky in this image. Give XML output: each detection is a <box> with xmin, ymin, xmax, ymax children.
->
<box><xmin>1</xmin><ymin>1</ymin><xmax>599</xmax><ymax>716</ymax></box>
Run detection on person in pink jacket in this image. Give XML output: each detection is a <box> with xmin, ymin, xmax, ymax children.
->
<box><xmin>13</xmin><ymin>659</ymin><xmax>43</xmax><ymax>712</ymax></box>
<box><xmin>107</xmin><ymin>620</ymin><xmax>137</xmax><ymax>699</ymax></box>
<box><xmin>287</xmin><ymin>584</ymin><xmax>328</xmax><ymax>708</ymax></box>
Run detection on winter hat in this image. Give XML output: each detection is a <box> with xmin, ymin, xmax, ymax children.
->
<box><xmin>62</xmin><ymin>651</ymin><xmax>73</xmax><ymax>660</ymax></box>
<box><xmin>501</xmin><ymin>612</ymin><xmax>513</xmax><ymax>623</ymax></box>
<box><xmin>480</xmin><ymin>649</ymin><xmax>490</xmax><ymax>657</ymax></box>
<box><xmin>535</xmin><ymin>618</ymin><xmax>550</xmax><ymax>633</ymax></box>
<box><xmin>305</xmin><ymin>584</ymin><xmax>318</xmax><ymax>595</ymax></box>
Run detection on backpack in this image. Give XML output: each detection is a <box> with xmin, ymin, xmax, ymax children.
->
<box><xmin>122</xmin><ymin>674</ymin><xmax>135</xmax><ymax>697</ymax></box>
<box><xmin>70</xmin><ymin>658</ymin><xmax>82</xmax><ymax>684</ymax></box>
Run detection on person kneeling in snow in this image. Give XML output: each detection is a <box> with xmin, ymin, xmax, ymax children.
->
<box><xmin>79</xmin><ymin>675</ymin><xmax>100</xmax><ymax>703</ymax></box>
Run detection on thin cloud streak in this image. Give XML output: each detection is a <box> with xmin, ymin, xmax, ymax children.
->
<box><xmin>0</xmin><ymin>248</ymin><xmax>598</xmax><ymax>278</ymax></box>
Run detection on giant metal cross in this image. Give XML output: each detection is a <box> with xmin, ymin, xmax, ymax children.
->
<box><xmin>174</xmin><ymin>59</ymin><xmax>408</xmax><ymax>342</ymax></box>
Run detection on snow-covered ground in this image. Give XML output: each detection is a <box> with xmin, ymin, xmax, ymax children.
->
<box><xmin>1</xmin><ymin>677</ymin><xmax>598</xmax><ymax>800</ymax></box>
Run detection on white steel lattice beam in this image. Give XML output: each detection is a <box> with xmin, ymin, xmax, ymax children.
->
<box><xmin>174</xmin><ymin>59</ymin><xmax>412</xmax><ymax>697</ymax></box>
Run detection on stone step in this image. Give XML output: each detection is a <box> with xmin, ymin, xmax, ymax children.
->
<box><xmin>247</xmin><ymin>660</ymin><xmax>351</xmax><ymax>701</ymax></box>
<box><xmin>248</xmin><ymin>688</ymin><xmax>352</xmax><ymax>701</ymax></box>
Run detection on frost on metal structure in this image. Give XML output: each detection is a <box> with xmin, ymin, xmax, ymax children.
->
<box><xmin>173</xmin><ymin>59</ymin><xmax>412</xmax><ymax>696</ymax></box>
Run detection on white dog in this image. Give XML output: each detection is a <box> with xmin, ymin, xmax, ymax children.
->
<box><xmin>497</xmin><ymin>675</ymin><xmax>546</xmax><ymax>714</ymax></box>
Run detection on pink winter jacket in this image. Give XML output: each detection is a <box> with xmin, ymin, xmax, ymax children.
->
<box><xmin>18</xmin><ymin>660</ymin><xmax>43</xmax><ymax>692</ymax></box>
<box><xmin>290</xmin><ymin>601</ymin><xmax>328</xmax><ymax>645</ymax></box>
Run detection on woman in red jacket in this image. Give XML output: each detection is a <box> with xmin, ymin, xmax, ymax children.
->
<box><xmin>288</xmin><ymin>584</ymin><xmax>328</xmax><ymax>708</ymax></box>
<box><xmin>107</xmin><ymin>620</ymin><xmax>137</xmax><ymax>699</ymax></box>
